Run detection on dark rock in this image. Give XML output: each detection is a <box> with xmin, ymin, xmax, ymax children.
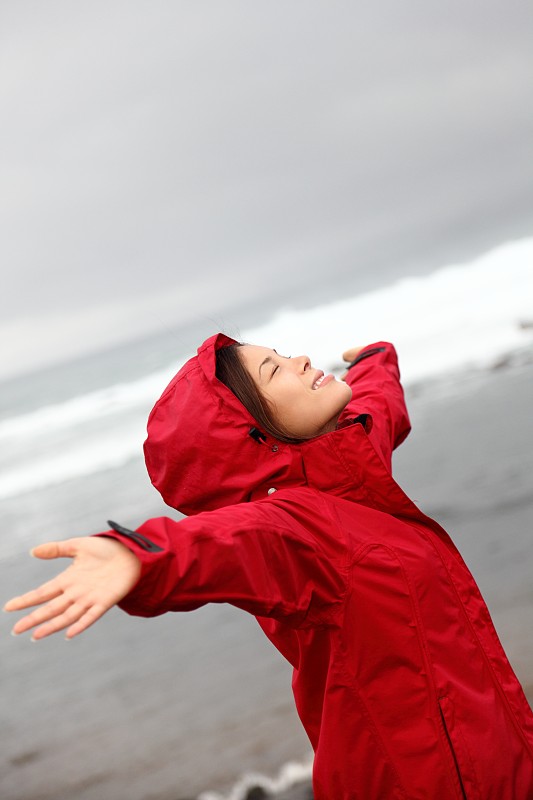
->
<box><xmin>245</xmin><ymin>787</ymin><xmax>269</xmax><ymax>800</ymax></box>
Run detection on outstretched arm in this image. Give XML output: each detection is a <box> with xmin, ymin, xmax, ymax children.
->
<box><xmin>4</xmin><ymin>537</ymin><xmax>141</xmax><ymax>640</ymax></box>
<box><xmin>339</xmin><ymin>341</ymin><xmax>411</xmax><ymax>470</ymax></box>
<box><xmin>4</xmin><ymin>497</ymin><xmax>347</xmax><ymax>640</ymax></box>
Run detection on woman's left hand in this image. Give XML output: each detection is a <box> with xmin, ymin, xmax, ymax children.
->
<box><xmin>4</xmin><ymin>536</ymin><xmax>141</xmax><ymax>641</ymax></box>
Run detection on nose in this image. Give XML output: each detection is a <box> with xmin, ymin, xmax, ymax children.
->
<box><xmin>292</xmin><ymin>354</ymin><xmax>311</xmax><ymax>372</ymax></box>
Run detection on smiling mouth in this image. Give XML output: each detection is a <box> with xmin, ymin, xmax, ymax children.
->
<box><xmin>312</xmin><ymin>372</ymin><xmax>333</xmax><ymax>390</ymax></box>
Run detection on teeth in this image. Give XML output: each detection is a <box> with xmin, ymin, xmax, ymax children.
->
<box><xmin>313</xmin><ymin>375</ymin><xmax>325</xmax><ymax>390</ymax></box>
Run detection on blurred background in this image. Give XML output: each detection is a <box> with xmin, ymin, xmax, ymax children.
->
<box><xmin>1</xmin><ymin>2</ymin><xmax>532</xmax><ymax>799</ymax></box>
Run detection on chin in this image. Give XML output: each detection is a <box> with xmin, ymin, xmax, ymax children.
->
<box><xmin>335</xmin><ymin>379</ymin><xmax>353</xmax><ymax>407</ymax></box>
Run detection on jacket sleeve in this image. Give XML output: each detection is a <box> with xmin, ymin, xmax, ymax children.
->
<box><xmin>340</xmin><ymin>341</ymin><xmax>411</xmax><ymax>470</ymax></box>
<box><xmin>94</xmin><ymin>498</ymin><xmax>347</xmax><ymax>628</ymax></box>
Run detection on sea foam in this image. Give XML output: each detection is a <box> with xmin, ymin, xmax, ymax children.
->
<box><xmin>0</xmin><ymin>238</ymin><xmax>531</xmax><ymax>502</ymax></box>
<box><xmin>242</xmin><ymin>237</ymin><xmax>533</xmax><ymax>384</ymax></box>
<box><xmin>197</xmin><ymin>757</ymin><xmax>313</xmax><ymax>800</ymax></box>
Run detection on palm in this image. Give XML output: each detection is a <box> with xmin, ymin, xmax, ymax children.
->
<box><xmin>4</xmin><ymin>536</ymin><xmax>141</xmax><ymax>640</ymax></box>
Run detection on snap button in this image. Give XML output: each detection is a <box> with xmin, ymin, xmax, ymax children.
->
<box><xmin>267</xmin><ymin>487</ymin><xmax>277</xmax><ymax>495</ymax></box>
<box><xmin>271</xmin><ymin>445</ymin><xmax>279</xmax><ymax>452</ymax></box>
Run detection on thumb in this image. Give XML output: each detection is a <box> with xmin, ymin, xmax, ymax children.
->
<box><xmin>30</xmin><ymin>539</ymin><xmax>79</xmax><ymax>560</ymax></box>
<box><xmin>342</xmin><ymin>346</ymin><xmax>364</xmax><ymax>363</ymax></box>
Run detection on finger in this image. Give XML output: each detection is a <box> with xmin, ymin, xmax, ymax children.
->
<box><xmin>66</xmin><ymin>603</ymin><xmax>108</xmax><ymax>639</ymax></box>
<box><xmin>30</xmin><ymin>540</ymin><xmax>79</xmax><ymax>560</ymax></box>
<box><xmin>11</xmin><ymin>594</ymin><xmax>73</xmax><ymax>636</ymax></box>
<box><xmin>342</xmin><ymin>347</ymin><xmax>363</xmax><ymax>363</ymax></box>
<box><xmin>31</xmin><ymin>600</ymin><xmax>90</xmax><ymax>641</ymax></box>
<box><xmin>4</xmin><ymin>577</ymin><xmax>65</xmax><ymax>613</ymax></box>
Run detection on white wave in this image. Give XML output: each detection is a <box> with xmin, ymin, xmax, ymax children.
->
<box><xmin>3</xmin><ymin>237</ymin><xmax>532</xmax><ymax>445</ymax></box>
<box><xmin>0</xmin><ymin>364</ymin><xmax>178</xmax><ymax>441</ymax></box>
<box><xmin>242</xmin><ymin>237</ymin><xmax>533</xmax><ymax>385</ymax></box>
<box><xmin>0</xmin><ymin>429</ymin><xmax>143</xmax><ymax>502</ymax></box>
<box><xmin>0</xmin><ymin>237</ymin><xmax>531</xmax><ymax>501</ymax></box>
<box><xmin>197</xmin><ymin>757</ymin><xmax>313</xmax><ymax>800</ymax></box>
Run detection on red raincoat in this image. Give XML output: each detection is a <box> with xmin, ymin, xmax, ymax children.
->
<box><xmin>98</xmin><ymin>335</ymin><xmax>533</xmax><ymax>799</ymax></box>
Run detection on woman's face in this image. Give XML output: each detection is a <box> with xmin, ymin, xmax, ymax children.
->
<box><xmin>239</xmin><ymin>345</ymin><xmax>353</xmax><ymax>439</ymax></box>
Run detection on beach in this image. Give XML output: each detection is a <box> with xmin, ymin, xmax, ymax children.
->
<box><xmin>2</xmin><ymin>2</ymin><xmax>533</xmax><ymax>795</ymax></box>
<box><xmin>2</xmin><ymin>352</ymin><xmax>532</xmax><ymax>800</ymax></box>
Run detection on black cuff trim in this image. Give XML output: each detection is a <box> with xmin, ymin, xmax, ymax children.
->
<box><xmin>346</xmin><ymin>346</ymin><xmax>386</xmax><ymax>369</ymax></box>
<box><xmin>106</xmin><ymin>520</ymin><xmax>164</xmax><ymax>553</ymax></box>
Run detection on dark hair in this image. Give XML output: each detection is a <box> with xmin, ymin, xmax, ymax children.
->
<box><xmin>215</xmin><ymin>344</ymin><xmax>302</xmax><ymax>444</ymax></box>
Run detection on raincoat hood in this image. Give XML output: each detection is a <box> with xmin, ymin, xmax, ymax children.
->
<box><xmin>143</xmin><ymin>333</ymin><xmax>394</xmax><ymax>516</ymax></box>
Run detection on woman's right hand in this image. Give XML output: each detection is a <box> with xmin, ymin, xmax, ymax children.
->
<box><xmin>340</xmin><ymin>346</ymin><xmax>364</xmax><ymax>380</ymax></box>
<box><xmin>4</xmin><ymin>536</ymin><xmax>141</xmax><ymax>641</ymax></box>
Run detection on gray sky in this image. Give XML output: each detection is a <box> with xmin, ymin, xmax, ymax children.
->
<box><xmin>2</xmin><ymin>1</ymin><xmax>533</xmax><ymax>378</ymax></box>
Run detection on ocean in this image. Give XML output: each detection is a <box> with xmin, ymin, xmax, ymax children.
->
<box><xmin>1</xmin><ymin>237</ymin><xmax>533</xmax><ymax>799</ymax></box>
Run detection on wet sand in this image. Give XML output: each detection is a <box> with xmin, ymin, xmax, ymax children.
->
<box><xmin>1</xmin><ymin>358</ymin><xmax>532</xmax><ymax>800</ymax></box>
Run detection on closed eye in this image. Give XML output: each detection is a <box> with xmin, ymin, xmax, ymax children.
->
<box><xmin>271</xmin><ymin>354</ymin><xmax>291</xmax><ymax>378</ymax></box>
<box><xmin>258</xmin><ymin>349</ymin><xmax>290</xmax><ymax>382</ymax></box>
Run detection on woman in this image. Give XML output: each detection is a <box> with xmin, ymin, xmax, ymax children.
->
<box><xmin>5</xmin><ymin>334</ymin><xmax>533</xmax><ymax>799</ymax></box>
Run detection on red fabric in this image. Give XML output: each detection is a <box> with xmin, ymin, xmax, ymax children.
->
<box><xmin>97</xmin><ymin>337</ymin><xmax>533</xmax><ymax>799</ymax></box>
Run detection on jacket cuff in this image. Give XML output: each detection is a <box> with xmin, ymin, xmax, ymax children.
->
<box><xmin>345</xmin><ymin>344</ymin><xmax>387</xmax><ymax>370</ymax></box>
<box><xmin>93</xmin><ymin>521</ymin><xmax>169</xmax><ymax>617</ymax></box>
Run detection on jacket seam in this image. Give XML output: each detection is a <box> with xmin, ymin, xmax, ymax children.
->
<box><xmin>158</xmin><ymin>522</ymin><xmax>347</xmax><ymax>628</ymax></box>
<box><xmin>307</xmin><ymin>489</ymin><xmax>353</xmax><ymax>628</ymax></box>
<box><xmin>344</xmin><ymin>541</ymin><xmax>471</xmax><ymax>797</ymax></box>
<box><xmin>255</xmin><ymin>488</ymin><xmax>352</xmax><ymax>629</ymax></box>
<box><xmin>411</xmin><ymin>522</ymin><xmax>533</xmax><ymax>760</ymax></box>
